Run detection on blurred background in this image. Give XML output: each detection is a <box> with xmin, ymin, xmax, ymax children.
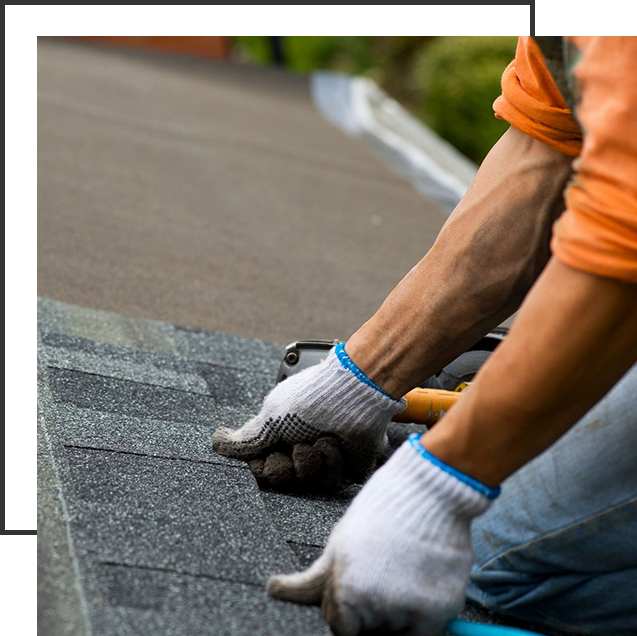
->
<box><xmin>234</xmin><ymin>36</ymin><xmax>516</xmax><ymax>164</ymax></box>
<box><xmin>38</xmin><ymin>36</ymin><xmax>518</xmax><ymax>344</ymax></box>
<box><xmin>78</xmin><ymin>36</ymin><xmax>517</xmax><ymax>164</ymax></box>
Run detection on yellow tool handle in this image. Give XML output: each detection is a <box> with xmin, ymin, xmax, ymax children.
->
<box><xmin>392</xmin><ymin>388</ymin><xmax>463</xmax><ymax>424</ymax></box>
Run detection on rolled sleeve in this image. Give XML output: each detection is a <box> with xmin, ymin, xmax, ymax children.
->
<box><xmin>494</xmin><ymin>37</ymin><xmax>582</xmax><ymax>157</ymax></box>
<box><xmin>551</xmin><ymin>37</ymin><xmax>637</xmax><ymax>283</ymax></box>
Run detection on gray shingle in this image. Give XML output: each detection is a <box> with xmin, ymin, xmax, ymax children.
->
<box><xmin>38</xmin><ymin>297</ymin><xmax>181</xmax><ymax>356</ymax></box>
<box><xmin>92</xmin><ymin>564</ymin><xmax>331</xmax><ymax>636</ymax></box>
<box><xmin>41</xmin><ymin>331</ymin><xmax>209</xmax><ymax>394</ymax></box>
<box><xmin>198</xmin><ymin>363</ymin><xmax>273</xmax><ymax>421</ymax></box>
<box><xmin>172</xmin><ymin>324</ymin><xmax>284</xmax><ymax>376</ymax></box>
<box><xmin>287</xmin><ymin>542</ymin><xmax>324</xmax><ymax>569</ymax></box>
<box><xmin>261</xmin><ymin>486</ymin><xmax>361</xmax><ymax>547</ymax></box>
<box><xmin>37</xmin><ymin>359</ymin><xmax>89</xmax><ymax>636</ymax></box>
<box><xmin>49</xmin><ymin>404</ymin><xmax>245</xmax><ymax>466</ymax></box>
<box><xmin>37</xmin><ymin>297</ymin><xmax>285</xmax><ymax>376</ymax></box>
<box><xmin>48</xmin><ymin>368</ymin><xmax>218</xmax><ymax>424</ymax></box>
<box><xmin>45</xmin><ymin>403</ymin><xmax>243</xmax><ymax>468</ymax></box>
<box><xmin>63</xmin><ymin>447</ymin><xmax>296</xmax><ymax>585</ymax></box>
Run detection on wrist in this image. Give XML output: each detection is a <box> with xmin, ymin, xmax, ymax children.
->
<box><xmin>334</xmin><ymin>344</ymin><xmax>406</xmax><ymax>412</ymax></box>
<box><xmin>345</xmin><ymin>332</ymin><xmax>413</xmax><ymax>400</ymax></box>
<box><xmin>408</xmin><ymin>433</ymin><xmax>500</xmax><ymax>500</ymax></box>
<box><xmin>420</xmin><ymin>411</ymin><xmax>506</xmax><ymax>488</ymax></box>
<box><xmin>357</xmin><ymin>436</ymin><xmax>495</xmax><ymax>527</ymax></box>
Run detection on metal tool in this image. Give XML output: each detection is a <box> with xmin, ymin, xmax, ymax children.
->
<box><xmin>276</xmin><ymin>329</ymin><xmax>507</xmax><ymax>425</ymax></box>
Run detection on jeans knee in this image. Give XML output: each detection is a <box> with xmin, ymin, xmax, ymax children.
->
<box><xmin>468</xmin><ymin>561</ymin><xmax>541</xmax><ymax>611</ymax></box>
<box><xmin>468</xmin><ymin>559</ymin><xmax>637</xmax><ymax>636</ymax></box>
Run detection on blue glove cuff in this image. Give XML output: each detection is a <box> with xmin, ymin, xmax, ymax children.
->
<box><xmin>408</xmin><ymin>433</ymin><xmax>501</xmax><ymax>500</ymax></box>
<box><xmin>334</xmin><ymin>343</ymin><xmax>395</xmax><ymax>400</ymax></box>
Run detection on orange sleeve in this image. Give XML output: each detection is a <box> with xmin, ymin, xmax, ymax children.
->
<box><xmin>493</xmin><ymin>37</ymin><xmax>582</xmax><ymax>157</ymax></box>
<box><xmin>551</xmin><ymin>37</ymin><xmax>637</xmax><ymax>284</ymax></box>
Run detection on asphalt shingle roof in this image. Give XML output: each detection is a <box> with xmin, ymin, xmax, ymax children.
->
<box><xmin>38</xmin><ymin>297</ymin><xmax>335</xmax><ymax>635</ymax></box>
<box><xmin>39</xmin><ymin>297</ymin><xmax>560</xmax><ymax>636</ymax></box>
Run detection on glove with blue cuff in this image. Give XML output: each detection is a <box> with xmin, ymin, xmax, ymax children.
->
<box><xmin>267</xmin><ymin>433</ymin><xmax>500</xmax><ymax>635</ymax></box>
<box><xmin>211</xmin><ymin>344</ymin><xmax>407</xmax><ymax>491</ymax></box>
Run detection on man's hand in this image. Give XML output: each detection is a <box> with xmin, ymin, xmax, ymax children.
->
<box><xmin>211</xmin><ymin>344</ymin><xmax>406</xmax><ymax>492</ymax></box>
<box><xmin>267</xmin><ymin>434</ymin><xmax>497</xmax><ymax>635</ymax></box>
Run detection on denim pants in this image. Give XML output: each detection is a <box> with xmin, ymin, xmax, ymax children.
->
<box><xmin>467</xmin><ymin>363</ymin><xmax>637</xmax><ymax>635</ymax></box>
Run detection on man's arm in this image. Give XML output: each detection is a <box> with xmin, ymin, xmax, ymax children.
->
<box><xmin>349</xmin><ymin>119</ymin><xmax>636</xmax><ymax>483</ymax></box>
<box><xmin>347</xmin><ymin>126</ymin><xmax>573</xmax><ymax>399</ymax></box>
<box><xmin>212</xmin><ymin>126</ymin><xmax>574</xmax><ymax>492</ymax></box>
<box><xmin>423</xmin><ymin>256</ymin><xmax>637</xmax><ymax>486</ymax></box>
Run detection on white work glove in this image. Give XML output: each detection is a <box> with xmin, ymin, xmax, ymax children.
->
<box><xmin>211</xmin><ymin>344</ymin><xmax>406</xmax><ymax>491</ymax></box>
<box><xmin>267</xmin><ymin>433</ymin><xmax>500</xmax><ymax>635</ymax></box>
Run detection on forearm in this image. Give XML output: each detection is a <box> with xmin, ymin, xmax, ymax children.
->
<box><xmin>424</xmin><ymin>257</ymin><xmax>637</xmax><ymax>486</ymax></box>
<box><xmin>347</xmin><ymin>127</ymin><xmax>572</xmax><ymax>399</ymax></box>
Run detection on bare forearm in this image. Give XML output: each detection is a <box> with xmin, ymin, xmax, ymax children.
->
<box><xmin>347</xmin><ymin>127</ymin><xmax>572</xmax><ymax>398</ymax></box>
<box><xmin>424</xmin><ymin>257</ymin><xmax>637</xmax><ymax>486</ymax></box>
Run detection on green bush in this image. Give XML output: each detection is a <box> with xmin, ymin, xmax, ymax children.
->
<box><xmin>413</xmin><ymin>37</ymin><xmax>517</xmax><ymax>163</ymax></box>
<box><xmin>233</xmin><ymin>36</ymin><xmax>273</xmax><ymax>65</ymax></box>
<box><xmin>232</xmin><ymin>36</ymin><xmax>430</xmax><ymax>76</ymax></box>
<box><xmin>233</xmin><ymin>36</ymin><xmax>375</xmax><ymax>73</ymax></box>
<box><xmin>284</xmin><ymin>37</ymin><xmax>374</xmax><ymax>73</ymax></box>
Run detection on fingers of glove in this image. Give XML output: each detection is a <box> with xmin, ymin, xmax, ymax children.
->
<box><xmin>292</xmin><ymin>437</ymin><xmax>343</xmax><ymax>492</ymax></box>
<box><xmin>249</xmin><ymin>450</ymin><xmax>295</xmax><ymax>490</ymax></box>
<box><xmin>266</xmin><ymin>552</ymin><xmax>331</xmax><ymax>605</ymax></box>
<box><xmin>325</xmin><ymin>597</ymin><xmax>423</xmax><ymax>636</ymax></box>
<box><xmin>313</xmin><ymin>436</ymin><xmax>343</xmax><ymax>492</ymax></box>
<box><xmin>291</xmin><ymin>443</ymin><xmax>324</xmax><ymax>489</ymax></box>
<box><xmin>321</xmin><ymin>572</ymin><xmax>362</xmax><ymax>636</ymax></box>
<box><xmin>250</xmin><ymin>437</ymin><xmax>345</xmax><ymax>493</ymax></box>
<box><xmin>247</xmin><ymin>457</ymin><xmax>265</xmax><ymax>482</ymax></box>
<box><xmin>210</xmin><ymin>421</ymin><xmax>273</xmax><ymax>460</ymax></box>
<box><xmin>262</xmin><ymin>452</ymin><xmax>296</xmax><ymax>489</ymax></box>
<box><xmin>361</xmin><ymin>611</ymin><xmax>428</xmax><ymax>636</ymax></box>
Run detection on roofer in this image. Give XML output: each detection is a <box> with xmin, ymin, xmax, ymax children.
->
<box><xmin>212</xmin><ymin>36</ymin><xmax>637</xmax><ymax>635</ymax></box>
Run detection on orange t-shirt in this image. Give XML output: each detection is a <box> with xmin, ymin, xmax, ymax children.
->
<box><xmin>494</xmin><ymin>37</ymin><xmax>637</xmax><ymax>284</ymax></box>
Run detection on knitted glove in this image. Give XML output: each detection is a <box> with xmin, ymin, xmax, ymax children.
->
<box><xmin>211</xmin><ymin>344</ymin><xmax>406</xmax><ymax>490</ymax></box>
<box><xmin>267</xmin><ymin>434</ymin><xmax>500</xmax><ymax>635</ymax></box>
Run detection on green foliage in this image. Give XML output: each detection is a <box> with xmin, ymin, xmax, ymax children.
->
<box><xmin>232</xmin><ymin>36</ymin><xmax>430</xmax><ymax>76</ymax></box>
<box><xmin>284</xmin><ymin>37</ymin><xmax>374</xmax><ymax>73</ymax></box>
<box><xmin>233</xmin><ymin>36</ymin><xmax>273</xmax><ymax>64</ymax></box>
<box><xmin>413</xmin><ymin>37</ymin><xmax>517</xmax><ymax>163</ymax></box>
<box><xmin>233</xmin><ymin>36</ymin><xmax>375</xmax><ymax>72</ymax></box>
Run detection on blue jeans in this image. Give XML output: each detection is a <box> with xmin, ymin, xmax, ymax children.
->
<box><xmin>467</xmin><ymin>364</ymin><xmax>637</xmax><ymax>635</ymax></box>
